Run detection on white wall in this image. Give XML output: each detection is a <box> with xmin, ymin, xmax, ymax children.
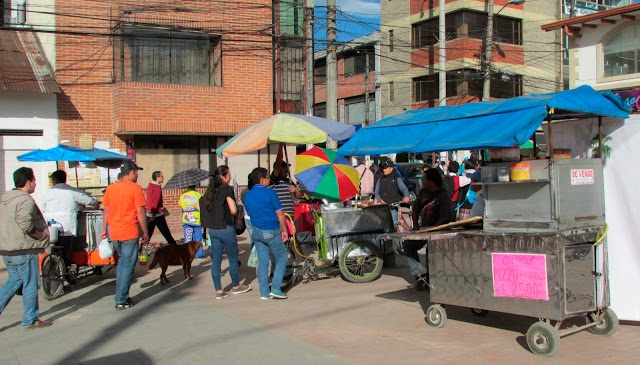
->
<box><xmin>19</xmin><ymin>0</ymin><xmax>56</xmax><ymax>68</ymax></box>
<box><xmin>0</xmin><ymin>92</ymin><xmax>58</xmax><ymax>145</ymax></box>
<box><xmin>572</xmin><ymin>20</ymin><xmax>640</xmax><ymax>90</ymax></box>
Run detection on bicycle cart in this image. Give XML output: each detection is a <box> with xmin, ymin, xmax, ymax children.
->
<box><xmin>286</xmin><ymin>203</ymin><xmax>395</xmax><ymax>285</ymax></box>
<box><xmin>40</xmin><ymin>210</ymin><xmax>117</xmax><ymax>300</ymax></box>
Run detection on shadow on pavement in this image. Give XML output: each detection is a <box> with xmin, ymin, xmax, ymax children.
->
<box><xmin>80</xmin><ymin>349</ymin><xmax>153</xmax><ymax>365</ymax></box>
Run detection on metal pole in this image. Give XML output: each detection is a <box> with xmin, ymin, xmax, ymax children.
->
<box><xmin>439</xmin><ymin>0</ymin><xmax>446</xmax><ymax>106</ymax></box>
<box><xmin>364</xmin><ymin>50</ymin><xmax>370</xmax><ymax>125</ymax></box>
<box><xmin>274</xmin><ymin>0</ymin><xmax>282</xmax><ymax>113</ymax></box>
<box><xmin>326</xmin><ymin>0</ymin><xmax>338</xmax><ymax>149</ymax></box>
<box><xmin>482</xmin><ymin>0</ymin><xmax>495</xmax><ymax>101</ymax></box>
<box><xmin>305</xmin><ymin>0</ymin><xmax>315</xmax><ymax>116</ymax></box>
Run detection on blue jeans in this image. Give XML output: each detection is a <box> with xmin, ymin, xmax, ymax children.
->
<box><xmin>252</xmin><ymin>226</ymin><xmax>288</xmax><ymax>298</ymax></box>
<box><xmin>244</xmin><ymin>217</ymin><xmax>254</xmax><ymax>245</ymax></box>
<box><xmin>0</xmin><ymin>254</ymin><xmax>40</xmax><ymax>327</ymax></box>
<box><xmin>184</xmin><ymin>225</ymin><xmax>205</xmax><ymax>258</ymax></box>
<box><xmin>112</xmin><ymin>239</ymin><xmax>139</xmax><ymax>304</ymax></box>
<box><xmin>209</xmin><ymin>226</ymin><xmax>239</xmax><ymax>291</ymax></box>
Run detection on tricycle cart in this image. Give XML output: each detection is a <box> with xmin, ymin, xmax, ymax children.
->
<box><xmin>286</xmin><ymin>203</ymin><xmax>395</xmax><ymax>285</ymax></box>
<box><xmin>40</xmin><ymin>209</ymin><xmax>116</xmax><ymax>300</ymax></box>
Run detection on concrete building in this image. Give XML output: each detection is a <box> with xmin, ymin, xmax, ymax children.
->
<box><xmin>543</xmin><ymin>2</ymin><xmax>640</xmax><ymax>109</ymax></box>
<box><xmin>379</xmin><ymin>0</ymin><xmax>563</xmax><ymax>118</ymax></box>
<box><xmin>314</xmin><ymin>33</ymin><xmax>381</xmax><ymax>127</ymax></box>
<box><xmin>0</xmin><ymin>0</ymin><xmax>59</xmax><ymax>207</ymax></box>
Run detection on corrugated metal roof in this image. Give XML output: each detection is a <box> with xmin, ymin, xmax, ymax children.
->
<box><xmin>315</xmin><ymin>32</ymin><xmax>380</xmax><ymax>60</ymax></box>
<box><xmin>0</xmin><ymin>30</ymin><xmax>60</xmax><ymax>93</ymax></box>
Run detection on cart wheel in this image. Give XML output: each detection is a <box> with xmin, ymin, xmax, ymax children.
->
<box><xmin>426</xmin><ymin>304</ymin><xmax>447</xmax><ymax>328</ymax></box>
<box><xmin>471</xmin><ymin>308</ymin><xmax>488</xmax><ymax>317</ymax></box>
<box><xmin>66</xmin><ymin>264</ymin><xmax>79</xmax><ymax>285</ymax></box>
<box><xmin>40</xmin><ymin>254</ymin><xmax>65</xmax><ymax>301</ymax></box>
<box><xmin>281</xmin><ymin>247</ymin><xmax>298</xmax><ymax>290</ymax></box>
<box><xmin>526</xmin><ymin>321</ymin><xmax>560</xmax><ymax>356</ymax></box>
<box><xmin>587</xmin><ymin>308</ymin><xmax>619</xmax><ymax>336</ymax></box>
<box><xmin>93</xmin><ymin>266</ymin><xmax>103</xmax><ymax>276</ymax></box>
<box><xmin>338</xmin><ymin>241</ymin><xmax>383</xmax><ymax>283</ymax></box>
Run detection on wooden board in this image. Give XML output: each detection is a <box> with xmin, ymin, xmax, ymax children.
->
<box><xmin>414</xmin><ymin>216</ymin><xmax>484</xmax><ymax>233</ymax></box>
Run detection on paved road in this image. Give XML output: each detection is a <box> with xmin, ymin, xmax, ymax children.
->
<box><xmin>1</xmin><ymin>236</ymin><xmax>638</xmax><ymax>364</ymax></box>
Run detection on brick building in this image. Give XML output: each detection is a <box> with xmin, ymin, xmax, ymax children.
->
<box><xmin>52</xmin><ymin>1</ymin><xmax>304</xmax><ymax>234</ymax></box>
<box><xmin>314</xmin><ymin>33</ymin><xmax>381</xmax><ymax>127</ymax></box>
<box><xmin>379</xmin><ymin>0</ymin><xmax>563</xmax><ymax>118</ymax></box>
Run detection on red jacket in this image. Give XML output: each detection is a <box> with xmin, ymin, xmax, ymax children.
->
<box><xmin>145</xmin><ymin>182</ymin><xmax>164</xmax><ymax>215</ymax></box>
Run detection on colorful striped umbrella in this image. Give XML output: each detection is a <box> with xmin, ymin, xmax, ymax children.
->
<box><xmin>295</xmin><ymin>146</ymin><xmax>360</xmax><ymax>202</ymax></box>
<box><xmin>215</xmin><ymin>113</ymin><xmax>356</xmax><ymax>157</ymax></box>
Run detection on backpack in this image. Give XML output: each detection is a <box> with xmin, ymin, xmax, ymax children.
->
<box><xmin>442</xmin><ymin>175</ymin><xmax>460</xmax><ymax>202</ymax></box>
<box><xmin>235</xmin><ymin>204</ymin><xmax>246</xmax><ymax>235</ymax></box>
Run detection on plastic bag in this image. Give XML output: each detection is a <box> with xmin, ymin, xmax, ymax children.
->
<box><xmin>247</xmin><ymin>245</ymin><xmax>258</xmax><ymax>268</ymax></box>
<box><xmin>98</xmin><ymin>238</ymin><xmax>113</xmax><ymax>259</ymax></box>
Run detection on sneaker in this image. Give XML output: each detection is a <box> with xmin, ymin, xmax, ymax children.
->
<box><xmin>269</xmin><ymin>289</ymin><xmax>288</xmax><ymax>299</ymax></box>
<box><xmin>260</xmin><ymin>296</ymin><xmax>270</xmax><ymax>301</ymax></box>
<box><xmin>231</xmin><ymin>284</ymin><xmax>251</xmax><ymax>295</ymax></box>
<box><xmin>215</xmin><ymin>291</ymin><xmax>230</xmax><ymax>300</ymax></box>
<box><xmin>115</xmin><ymin>299</ymin><xmax>135</xmax><ymax>310</ymax></box>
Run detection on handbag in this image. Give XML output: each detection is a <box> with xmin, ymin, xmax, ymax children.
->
<box><xmin>98</xmin><ymin>238</ymin><xmax>113</xmax><ymax>259</ymax></box>
<box><xmin>235</xmin><ymin>204</ymin><xmax>247</xmax><ymax>235</ymax></box>
<box><xmin>247</xmin><ymin>245</ymin><xmax>258</xmax><ymax>268</ymax></box>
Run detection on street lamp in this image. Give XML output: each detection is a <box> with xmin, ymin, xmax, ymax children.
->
<box><xmin>482</xmin><ymin>0</ymin><xmax>526</xmax><ymax>101</ymax></box>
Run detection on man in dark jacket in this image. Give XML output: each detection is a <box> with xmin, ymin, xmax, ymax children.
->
<box><xmin>403</xmin><ymin>169</ymin><xmax>452</xmax><ymax>290</ymax></box>
<box><xmin>374</xmin><ymin>160</ymin><xmax>410</xmax><ymax>222</ymax></box>
<box><xmin>0</xmin><ymin>167</ymin><xmax>52</xmax><ymax>329</ymax></box>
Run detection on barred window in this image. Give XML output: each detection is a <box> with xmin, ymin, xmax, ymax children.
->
<box><xmin>115</xmin><ymin>27</ymin><xmax>222</xmax><ymax>86</ymax></box>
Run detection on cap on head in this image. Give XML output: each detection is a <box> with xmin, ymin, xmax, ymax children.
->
<box><xmin>121</xmin><ymin>160</ymin><xmax>143</xmax><ymax>174</ymax></box>
<box><xmin>381</xmin><ymin>160</ymin><xmax>394</xmax><ymax>169</ymax></box>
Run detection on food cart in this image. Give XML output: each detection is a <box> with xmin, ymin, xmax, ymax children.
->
<box><xmin>283</xmin><ymin>203</ymin><xmax>395</xmax><ymax>287</ymax></box>
<box><xmin>17</xmin><ymin>144</ymin><xmax>130</xmax><ymax>300</ymax></box>
<box><xmin>343</xmin><ymin>86</ymin><xmax>628</xmax><ymax>356</ymax></box>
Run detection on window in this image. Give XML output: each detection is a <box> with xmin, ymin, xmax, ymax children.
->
<box><xmin>115</xmin><ymin>28</ymin><xmax>222</xmax><ymax>86</ymax></box>
<box><xmin>412</xmin><ymin>11</ymin><xmax>522</xmax><ymax>48</ymax></box>
<box><xmin>343</xmin><ymin>49</ymin><xmax>375</xmax><ymax>77</ymax></box>
<box><xmin>314</xmin><ymin>59</ymin><xmax>327</xmax><ymax>84</ymax></box>
<box><xmin>389</xmin><ymin>29</ymin><xmax>394</xmax><ymax>52</ymax></box>
<box><xmin>280</xmin><ymin>0</ymin><xmax>304</xmax><ymax>36</ymax></box>
<box><xmin>603</xmin><ymin>24</ymin><xmax>640</xmax><ymax>77</ymax></box>
<box><xmin>413</xmin><ymin>69</ymin><xmax>521</xmax><ymax>102</ymax></box>
<box><xmin>389</xmin><ymin>81</ymin><xmax>394</xmax><ymax>101</ymax></box>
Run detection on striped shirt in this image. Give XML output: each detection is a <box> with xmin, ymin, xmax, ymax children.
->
<box><xmin>270</xmin><ymin>179</ymin><xmax>295</xmax><ymax>217</ymax></box>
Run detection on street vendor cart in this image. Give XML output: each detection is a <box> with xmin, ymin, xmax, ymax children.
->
<box><xmin>345</xmin><ymin>85</ymin><xmax>629</xmax><ymax>356</ymax></box>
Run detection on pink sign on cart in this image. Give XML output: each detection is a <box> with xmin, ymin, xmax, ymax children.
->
<box><xmin>492</xmin><ymin>253</ymin><xmax>549</xmax><ymax>301</ymax></box>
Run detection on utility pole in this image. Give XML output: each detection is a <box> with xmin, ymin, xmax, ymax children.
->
<box><xmin>305</xmin><ymin>0</ymin><xmax>315</xmax><ymax>116</ymax></box>
<box><xmin>438</xmin><ymin>0</ymin><xmax>446</xmax><ymax>106</ymax></box>
<box><xmin>482</xmin><ymin>0</ymin><xmax>495</xmax><ymax>101</ymax></box>
<box><xmin>364</xmin><ymin>49</ymin><xmax>370</xmax><ymax>125</ymax></box>
<box><xmin>326</xmin><ymin>0</ymin><xmax>338</xmax><ymax>149</ymax></box>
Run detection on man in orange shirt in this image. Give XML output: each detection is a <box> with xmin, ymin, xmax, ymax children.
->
<box><xmin>100</xmin><ymin>160</ymin><xmax>149</xmax><ymax>310</ymax></box>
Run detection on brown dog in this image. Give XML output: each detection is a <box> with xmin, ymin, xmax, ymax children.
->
<box><xmin>148</xmin><ymin>241</ymin><xmax>203</xmax><ymax>285</ymax></box>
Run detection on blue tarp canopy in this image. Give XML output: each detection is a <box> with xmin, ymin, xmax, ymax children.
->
<box><xmin>18</xmin><ymin>144</ymin><xmax>130</xmax><ymax>168</ymax></box>
<box><xmin>338</xmin><ymin>85</ymin><xmax>630</xmax><ymax>156</ymax></box>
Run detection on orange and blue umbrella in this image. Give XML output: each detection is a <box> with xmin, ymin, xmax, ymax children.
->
<box><xmin>295</xmin><ymin>146</ymin><xmax>360</xmax><ymax>202</ymax></box>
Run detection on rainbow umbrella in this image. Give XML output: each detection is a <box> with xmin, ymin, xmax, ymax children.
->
<box><xmin>295</xmin><ymin>146</ymin><xmax>360</xmax><ymax>202</ymax></box>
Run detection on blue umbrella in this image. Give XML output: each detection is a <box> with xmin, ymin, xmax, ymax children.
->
<box><xmin>18</xmin><ymin>144</ymin><xmax>130</xmax><ymax>168</ymax></box>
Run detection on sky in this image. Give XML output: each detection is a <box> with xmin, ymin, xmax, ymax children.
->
<box><xmin>313</xmin><ymin>0</ymin><xmax>381</xmax><ymax>48</ymax></box>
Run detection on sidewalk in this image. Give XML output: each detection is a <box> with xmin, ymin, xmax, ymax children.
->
<box><xmin>1</xmin><ymin>234</ymin><xmax>639</xmax><ymax>364</ymax></box>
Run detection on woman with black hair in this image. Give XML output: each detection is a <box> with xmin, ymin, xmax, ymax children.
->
<box><xmin>197</xmin><ymin>165</ymin><xmax>250</xmax><ymax>299</ymax></box>
<box><xmin>243</xmin><ymin>167</ymin><xmax>289</xmax><ymax>300</ymax></box>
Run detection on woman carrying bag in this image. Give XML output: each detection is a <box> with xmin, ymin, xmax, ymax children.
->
<box><xmin>197</xmin><ymin>165</ymin><xmax>251</xmax><ymax>299</ymax></box>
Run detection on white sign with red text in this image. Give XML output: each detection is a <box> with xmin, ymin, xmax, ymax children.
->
<box><xmin>570</xmin><ymin>169</ymin><xmax>594</xmax><ymax>185</ymax></box>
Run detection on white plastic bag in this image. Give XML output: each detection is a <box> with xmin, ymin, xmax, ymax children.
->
<box><xmin>98</xmin><ymin>238</ymin><xmax>113</xmax><ymax>259</ymax></box>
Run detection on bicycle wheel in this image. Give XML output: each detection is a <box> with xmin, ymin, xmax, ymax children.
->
<box><xmin>41</xmin><ymin>254</ymin><xmax>65</xmax><ymax>300</ymax></box>
<box><xmin>339</xmin><ymin>241</ymin><xmax>383</xmax><ymax>283</ymax></box>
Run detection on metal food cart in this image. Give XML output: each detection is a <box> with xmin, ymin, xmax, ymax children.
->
<box><xmin>342</xmin><ymin>86</ymin><xmax>628</xmax><ymax>356</ymax></box>
<box><xmin>291</xmin><ymin>203</ymin><xmax>395</xmax><ymax>284</ymax></box>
